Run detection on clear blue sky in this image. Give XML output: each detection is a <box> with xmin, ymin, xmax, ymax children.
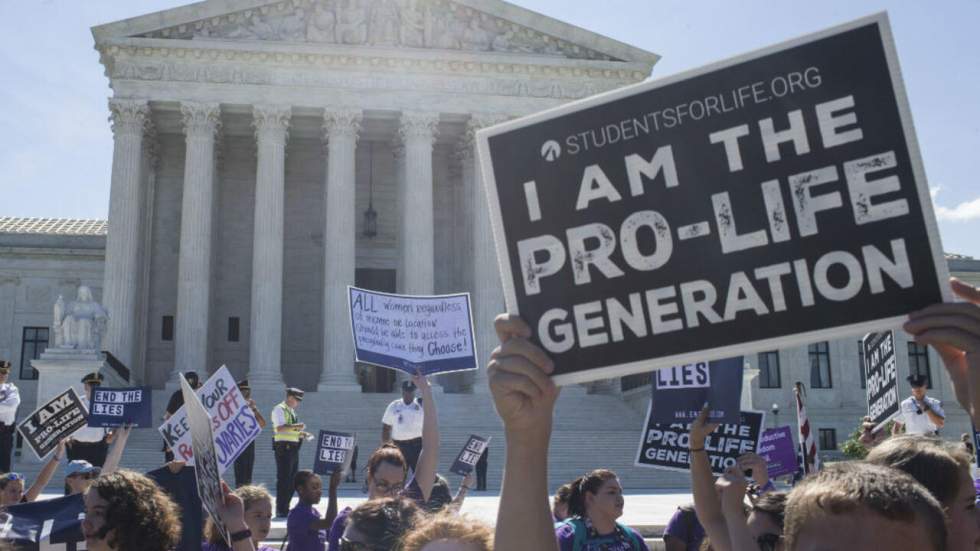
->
<box><xmin>1</xmin><ymin>1</ymin><xmax>977</xmax><ymax>256</ymax></box>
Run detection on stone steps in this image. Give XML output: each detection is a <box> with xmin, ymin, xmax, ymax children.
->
<box><xmin>8</xmin><ymin>386</ymin><xmax>687</xmax><ymax>492</ymax></box>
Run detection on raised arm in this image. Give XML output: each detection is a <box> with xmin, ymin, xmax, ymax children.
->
<box><xmin>716</xmin><ymin>469</ymin><xmax>758</xmax><ymax>551</ymax></box>
<box><xmin>689</xmin><ymin>407</ymin><xmax>730</xmax><ymax>551</ymax></box>
<box><xmin>489</xmin><ymin>314</ymin><xmax>560</xmax><ymax>551</ymax></box>
<box><xmin>310</xmin><ymin>471</ymin><xmax>343</xmax><ymax>531</ymax></box>
<box><xmin>412</xmin><ymin>371</ymin><xmax>439</xmax><ymax>502</ymax></box>
<box><xmin>217</xmin><ymin>480</ymin><xmax>258</xmax><ymax>551</ymax></box>
<box><xmin>248</xmin><ymin>399</ymin><xmax>267</xmax><ymax>430</ymax></box>
<box><xmin>904</xmin><ymin>278</ymin><xmax>980</xmax><ymax>424</ymax></box>
<box><xmin>449</xmin><ymin>472</ymin><xmax>475</xmax><ymax>513</ymax></box>
<box><xmin>25</xmin><ymin>439</ymin><xmax>65</xmax><ymax>502</ymax></box>
<box><xmin>102</xmin><ymin>425</ymin><xmax>131</xmax><ymax>475</ymax></box>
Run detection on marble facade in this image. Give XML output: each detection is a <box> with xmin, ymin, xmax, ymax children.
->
<box><xmin>89</xmin><ymin>0</ymin><xmax>659</xmax><ymax>390</ymax></box>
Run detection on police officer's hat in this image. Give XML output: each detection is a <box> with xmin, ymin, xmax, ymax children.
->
<box><xmin>237</xmin><ymin>379</ymin><xmax>250</xmax><ymax>392</ymax></box>
<box><xmin>401</xmin><ymin>380</ymin><xmax>417</xmax><ymax>392</ymax></box>
<box><xmin>907</xmin><ymin>374</ymin><xmax>928</xmax><ymax>388</ymax></box>
<box><xmin>81</xmin><ymin>372</ymin><xmax>104</xmax><ymax>385</ymax></box>
<box><xmin>286</xmin><ymin>387</ymin><xmax>304</xmax><ymax>400</ymax></box>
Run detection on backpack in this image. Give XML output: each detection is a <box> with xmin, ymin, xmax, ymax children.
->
<box><xmin>560</xmin><ymin>517</ymin><xmax>644</xmax><ymax>551</ymax></box>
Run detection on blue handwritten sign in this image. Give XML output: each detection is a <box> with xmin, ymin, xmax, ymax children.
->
<box><xmin>650</xmin><ymin>357</ymin><xmax>743</xmax><ymax>425</ymax></box>
<box><xmin>349</xmin><ymin>286</ymin><xmax>478</xmax><ymax>376</ymax></box>
<box><xmin>313</xmin><ymin>430</ymin><xmax>356</xmax><ymax>476</ymax></box>
<box><xmin>87</xmin><ymin>386</ymin><xmax>152</xmax><ymax>428</ymax></box>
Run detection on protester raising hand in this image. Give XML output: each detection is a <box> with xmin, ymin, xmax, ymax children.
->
<box><xmin>689</xmin><ymin>406</ymin><xmax>732</xmax><ymax>551</ymax></box>
<box><xmin>488</xmin><ymin>313</ymin><xmax>560</xmax><ymax>551</ymax></box>
<box><xmin>215</xmin><ymin>480</ymin><xmax>256</xmax><ymax>551</ymax></box>
<box><xmin>716</xmin><ymin>468</ymin><xmax>757</xmax><ymax>551</ymax></box>
<box><xmin>904</xmin><ymin>278</ymin><xmax>980</xmax><ymax>424</ymax></box>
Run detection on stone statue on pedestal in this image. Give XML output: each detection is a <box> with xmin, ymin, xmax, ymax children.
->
<box><xmin>53</xmin><ymin>286</ymin><xmax>109</xmax><ymax>351</ymax></box>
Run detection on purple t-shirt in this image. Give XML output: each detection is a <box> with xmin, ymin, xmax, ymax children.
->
<box><xmin>202</xmin><ymin>543</ymin><xmax>276</xmax><ymax>551</ymax></box>
<box><xmin>288</xmin><ymin>503</ymin><xmax>326</xmax><ymax>551</ymax></box>
<box><xmin>327</xmin><ymin>507</ymin><xmax>352</xmax><ymax>551</ymax></box>
<box><xmin>663</xmin><ymin>507</ymin><xmax>705</xmax><ymax>551</ymax></box>
<box><xmin>555</xmin><ymin>519</ymin><xmax>649</xmax><ymax>551</ymax></box>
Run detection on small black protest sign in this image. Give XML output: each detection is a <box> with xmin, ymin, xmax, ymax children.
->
<box><xmin>636</xmin><ymin>403</ymin><xmax>764</xmax><ymax>474</ymax></box>
<box><xmin>17</xmin><ymin>388</ymin><xmax>88</xmax><ymax>460</ymax></box>
<box><xmin>0</xmin><ymin>494</ymin><xmax>84</xmax><ymax>547</ymax></box>
<box><xmin>863</xmin><ymin>330</ymin><xmax>899</xmax><ymax>431</ymax></box>
<box><xmin>477</xmin><ymin>13</ymin><xmax>950</xmax><ymax>385</ymax></box>
<box><xmin>650</xmin><ymin>357</ymin><xmax>743</xmax><ymax>425</ymax></box>
<box><xmin>450</xmin><ymin>435</ymin><xmax>490</xmax><ymax>477</ymax></box>
<box><xmin>313</xmin><ymin>430</ymin><xmax>356</xmax><ymax>476</ymax></box>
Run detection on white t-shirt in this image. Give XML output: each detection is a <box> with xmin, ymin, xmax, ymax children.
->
<box><xmin>74</xmin><ymin>396</ymin><xmax>108</xmax><ymax>442</ymax></box>
<box><xmin>382</xmin><ymin>398</ymin><xmax>424</xmax><ymax>441</ymax></box>
<box><xmin>0</xmin><ymin>382</ymin><xmax>20</xmax><ymax>425</ymax></box>
<box><xmin>899</xmin><ymin>396</ymin><xmax>945</xmax><ymax>436</ymax></box>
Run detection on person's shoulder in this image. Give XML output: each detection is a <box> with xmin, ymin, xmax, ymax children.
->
<box><xmin>926</xmin><ymin>396</ymin><xmax>942</xmax><ymax>405</ymax></box>
<box><xmin>625</xmin><ymin>525</ymin><xmax>649</xmax><ymax>550</ymax></box>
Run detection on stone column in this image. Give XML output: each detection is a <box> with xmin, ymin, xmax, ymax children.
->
<box><xmin>462</xmin><ymin>116</ymin><xmax>506</xmax><ymax>393</ymax></box>
<box><xmin>398</xmin><ymin>112</ymin><xmax>439</xmax><ymax>295</ymax></box>
<box><xmin>319</xmin><ymin>109</ymin><xmax>363</xmax><ymax>392</ymax></box>
<box><xmin>103</xmin><ymin>99</ymin><xmax>149</xmax><ymax>372</ymax></box>
<box><xmin>248</xmin><ymin>105</ymin><xmax>291</xmax><ymax>386</ymax></box>
<box><xmin>172</xmin><ymin>102</ymin><xmax>221</xmax><ymax>382</ymax></box>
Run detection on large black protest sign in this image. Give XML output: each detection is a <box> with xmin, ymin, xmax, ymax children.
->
<box><xmin>17</xmin><ymin>388</ymin><xmax>88</xmax><ymax>460</ymax></box>
<box><xmin>182</xmin><ymin>374</ymin><xmax>230</xmax><ymax>545</ymax></box>
<box><xmin>477</xmin><ymin>14</ymin><xmax>949</xmax><ymax>385</ymax></box>
<box><xmin>651</xmin><ymin>357</ymin><xmax>743</xmax><ymax>425</ymax></box>
<box><xmin>450</xmin><ymin>435</ymin><xmax>490</xmax><ymax>476</ymax></box>
<box><xmin>636</xmin><ymin>403</ymin><xmax>764</xmax><ymax>474</ymax></box>
<box><xmin>88</xmin><ymin>386</ymin><xmax>153</xmax><ymax>428</ymax></box>
<box><xmin>313</xmin><ymin>430</ymin><xmax>356</xmax><ymax>476</ymax></box>
<box><xmin>863</xmin><ymin>330</ymin><xmax>899</xmax><ymax>431</ymax></box>
<box><xmin>0</xmin><ymin>494</ymin><xmax>84</xmax><ymax>549</ymax></box>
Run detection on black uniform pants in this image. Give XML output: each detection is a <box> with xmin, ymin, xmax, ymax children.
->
<box><xmin>234</xmin><ymin>441</ymin><xmax>256</xmax><ymax>488</ymax></box>
<box><xmin>0</xmin><ymin>424</ymin><xmax>14</xmax><ymax>473</ymax></box>
<box><xmin>67</xmin><ymin>439</ymin><xmax>109</xmax><ymax>467</ymax></box>
<box><xmin>394</xmin><ymin>437</ymin><xmax>422</xmax><ymax>474</ymax></box>
<box><xmin>476</xmin><ymin>450</ymin><xmax>488</xmax><ymax>491</ymax></box>
<box><xmin>274</xmin><ymin>440</ymin><xmax>300</xmax><ymax>516</ymax></box>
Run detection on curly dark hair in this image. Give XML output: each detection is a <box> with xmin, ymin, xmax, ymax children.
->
<box><xmin>89</xmin><ymin>470</ymin><xmax>181</xmax><ymax>551</ymax></box>
<box><xmin>348</xmin><ymin>497</ymin><xmax>422</xmax><ymax>550</ymax></box>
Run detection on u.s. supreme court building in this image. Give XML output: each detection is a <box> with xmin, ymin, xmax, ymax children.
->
<box><xmin>1</xmin><ymin>0</ymin><xmax>978</xmax><ymax>485</ymax></box>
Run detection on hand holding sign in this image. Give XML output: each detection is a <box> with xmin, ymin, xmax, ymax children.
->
<box><xmin>690</xmin><ymin>405</ymin><xmax>721</xmax><ymax>449</ymax></box>
<box><xmin>488</xmin><ymin>314</ymin><xmax>559</xmax><ymax>438</ymax></box>
<box><xmin>904</xmin><ymin>278</ymin><xmax>980</xmax><ymax>423</ymax></box>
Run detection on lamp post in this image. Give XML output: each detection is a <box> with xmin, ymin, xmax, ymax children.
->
<box><xmin>771</xmin><ymin>402</ymin><xmax>780</xmax><ymax>428</ymax></box>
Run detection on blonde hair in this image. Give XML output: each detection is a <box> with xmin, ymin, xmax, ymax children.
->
<box><xmin>205</xmin><ymin>485</ymin><xmax>272</xmax><ymax>544</ymax></box>
<box><xmin>784</xmin><ymin>462</ymin><xmax>945</xmax><ymax>551</ymax></box>
<box><xmin>401</xmin><ymin>514</ymin><xmax>494</xmax><ymax>551</ymax></box>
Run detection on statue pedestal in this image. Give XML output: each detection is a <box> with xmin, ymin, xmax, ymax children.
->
<box><xmin>29</xmin><ymin>349</ymin><xmax>107</xmax><ymax>463</ymax></box>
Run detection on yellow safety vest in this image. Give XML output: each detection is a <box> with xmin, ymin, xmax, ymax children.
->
<box><xmin>273</xmin><ymin>402</ymin><xmax>301</xmax><ymax>443</ymax></box>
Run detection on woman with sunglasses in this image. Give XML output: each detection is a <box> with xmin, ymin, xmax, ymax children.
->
<box><xmin>689</xmin><ymin>407</ymin><xmax>785</xmax><ymax>551</ymax></box>
<box><xmin>0</xmin><ymin>438</ymin><xmax>65</xmax><ymax>507</ymax></box>
<box><xmin>327</xmin><ymin>371</ymin><xmax>440</xmax><ymax>551</ymax></box>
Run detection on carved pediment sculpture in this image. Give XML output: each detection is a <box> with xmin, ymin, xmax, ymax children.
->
<box><xmin>135</xmin><ymin>0</ymin><xmax>621</xmax><ymax>61</ymax></box>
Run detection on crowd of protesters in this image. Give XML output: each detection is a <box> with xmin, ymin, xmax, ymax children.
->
<box><xmin>0</xmin><ymin>276</ymin><xmax>976</xmax><ymax>550</ymax></box>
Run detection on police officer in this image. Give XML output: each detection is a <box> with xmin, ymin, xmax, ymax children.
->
<box><xmin>233</xmin><ymin>379</ymin><xmax>267</xmax><ymax>487</ymax></box>
<box><xmin>0</xmin><ymin>360</ymin><xmax>20</xmax><ymax>473</ymax></box>
<box><xmin>895</xmin><ymin>374</ymin><xmax>945</xmax><ymax>436</ymax></box>
<box><xmin>272</xmin><ymin>387</ymin><xmax>308</xmax><ymax>517</ymax></box>
<box><xmin>68</xmin><ymin>372</ymin><xmax>111</xmax><ymax>467</ymax></box>
<box><xmin>382</xmin><ymin>380</ymin><xmax>424</xmax><ymax>472</ymax></box>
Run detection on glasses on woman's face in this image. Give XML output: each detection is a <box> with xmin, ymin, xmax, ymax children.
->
<box><xmin>757</xmin><ymin>533</ymin><xmax>781</xmax><ymax>551</ymax></box>
<box><xmin>372</xmin><ymin>480</ymin><xmax>404</xmax><ymax>496</ymax></box>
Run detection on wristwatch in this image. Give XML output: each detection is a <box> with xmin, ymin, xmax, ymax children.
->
<box><xmin>230</xmin><ymin>528</ymin><xmax>252</xmax><ymax>543</ymax></box>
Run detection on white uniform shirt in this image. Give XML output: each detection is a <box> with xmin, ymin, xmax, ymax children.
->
<box><xmin>899</xmin><ymin>396</ymin><xmax>945</xmax><ymax>436</ymax></box>
<box><xmin>74</xmin><ymin>395</ymin><xmax>107</xmax><ymax>442</ymax></box>
<box><xmin>382</xmin><ymin>398</ymin><xmax>424</xmax><ymax>441</ymax></box>
<box><xmin>0</xmin><ymin>382</ymin><xmax>20</xmax><ymax>425</ymax></box>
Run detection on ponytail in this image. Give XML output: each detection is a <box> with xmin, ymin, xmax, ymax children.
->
<box><xmin>566</xmin><ymin>469</ymin><xmax>617</xmax><ymax>518</ymax></box>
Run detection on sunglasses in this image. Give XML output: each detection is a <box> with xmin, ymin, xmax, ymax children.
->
<box><xmin>2</xmin><ymin>473</ymin><xmax>24</xmax><ymax>482</ymax></box>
